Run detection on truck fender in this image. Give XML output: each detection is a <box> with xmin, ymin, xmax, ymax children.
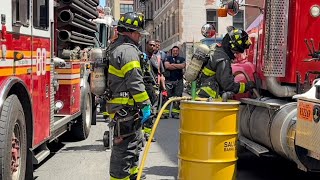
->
<box><xmin>0</xmin><ymin>77</ymin><xmax>34</xmax><ymax>146</ymax></box>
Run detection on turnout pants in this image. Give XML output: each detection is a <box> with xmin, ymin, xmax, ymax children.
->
<box><xmin>110</xmin><ymin>108</ymin><xmax>143</xmax><ymax>180</ymax></box>
<box><xmin>164</xmin><ymin>79</ymin><xmax>184</xmax><ymax>116</ymax></box>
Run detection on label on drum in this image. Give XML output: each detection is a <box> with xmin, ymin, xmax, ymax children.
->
<box><xmin>224</xmin><ymin>141</ymin><xmax>236</xmax><ymax>152</ymax></box>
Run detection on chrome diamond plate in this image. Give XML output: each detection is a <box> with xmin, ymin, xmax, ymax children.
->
<box><xmin>263</xmin><ymin>0</ymin><xmax>289</xmax><ymax>77</ymax></box>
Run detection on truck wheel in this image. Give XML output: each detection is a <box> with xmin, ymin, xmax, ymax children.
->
<box><xmin>91</xmin><ymin>93</ymin><xmax>97</xmax><ymax>125</ymax></box>
<box><xmin>0</xmin><ymin>95</ymin><xmax>27</xmax><ymax>180</ymax></box>
<box><xmin>71</xmin><ymin>84</ymin><xmax>92</xmax><ymax>140</ymax></box>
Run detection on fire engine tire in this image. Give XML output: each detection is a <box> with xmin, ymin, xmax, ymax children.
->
<box><xmin>91</xmin><ymin>93</ymin><xmax>97</xmax><ymax>125</ymax></box>
<box><xmin>0</xmin><ymin>95</ymin><xmax>27</xmax><ymax>180</ymax></box>
<box><xmin>103</xmin><ymin>131</ymin><xmax>110</xmax><ymax>148</ymax></box>
<box><xmin>71</xmin><ymin>85</ymin><xmax>92</xmax><ymax>140</ymax></box>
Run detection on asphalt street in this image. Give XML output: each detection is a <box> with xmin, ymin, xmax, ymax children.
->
<box><xmin>34</xmin><ymin>116</ymin><xmax>320</xmax><ymax>180</ymax></box>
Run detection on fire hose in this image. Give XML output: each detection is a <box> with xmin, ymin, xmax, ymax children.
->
<box><xmin>137</xmin><ymin>96</ymin><xmax>191</xmax><ymax>180</ymax></box>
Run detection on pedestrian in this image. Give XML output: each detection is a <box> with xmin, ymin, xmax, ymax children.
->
<box><xmin>109</xmin><ymin>20</ymin><xmax>119</xmax><ymax>44</ymax></box>
<box><xmin>195</xmin><ymin>28</ymin><xmax>255</xmax><ymax>98</ymax></box>
<box><xmin>154</xmin><ymin>39</ymin><xmax>167</xmax><ymax>63</ymax></box>
<box><xmin>163</xmin><ymin>46</ymin><xmax>186</xmax><ymax>119</ymax></box>
<box><xmin>106</xmin><ymin>12</ymin><xmax>151</xmax><ymax>180</ymax></box>
<box><xmin>141</xmin><ymin>40</ymin><xmax>168</xmax><ymax>142</ymax></box>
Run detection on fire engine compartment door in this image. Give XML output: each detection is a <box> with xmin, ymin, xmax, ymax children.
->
<box><xmin>30</xmin><ymin>0</ymin><xmax>53</xmax><ymax>146</ymax></box>
<box><xmin>0</xmin><ymin>0</ymin><xmax>31</xmax><ymax>76</ymax></box>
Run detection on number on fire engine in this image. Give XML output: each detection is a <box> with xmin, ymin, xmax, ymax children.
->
<box><xmin>36</xmin><ymin>48</ymin><xmax>47</xmax><ymax>76</ymax></box>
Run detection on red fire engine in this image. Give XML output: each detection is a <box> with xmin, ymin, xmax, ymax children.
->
<box><xmin>220</xmin><ymin>0</ymin><xmax>320</xmax><ymax>172</ymax></box>
<box><xmin>0</xmin><ymin>0</ymin><xmax>104</xmax><ymax>179</ymax></box>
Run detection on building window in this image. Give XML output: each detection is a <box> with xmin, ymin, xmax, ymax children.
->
<box><xmin>172</xmin><ymin>14</ymin><xmax>175</xmax><ymax>35</ymax></box>
<box><xmin>164</xmin><ymin>20</ymin><xmax>166</xmax><ymax>40</ymax></box>
<box><xmin>206</xmin><ymin>9</ymin><xmax>218</xmax><ymax>33</ymax></box>
<box><xmin>167</xmin><ymin>18</ymin><xmax>170</xmax><ymax>39</ymax></box>
<box><xmin>12</xmin><ymin>0</ymin><xmax>29</xmax><ymax>26</ymax></box>
<box><xmin>160</xmin><ymin>23</ymin><xmax>163</xmax><ymax>41</ymax></box>
<box><xmin>150</xmin><ymin>2</ymin><xmax>153</xmax><ymax>18</ymax></box>
<box><xmin>33</xmin><ymin>0</ymin><xmax>49</xmax><ymax>29</ymax></box>
<box><xmin>120</xmin><ymin>4</ymin><xmax>133</xmax><ymax>14</ymax></box>
<box><xmin>233</xmin><ymin>10</ymin><xmax>244</xmax><ymax>29</ymax></box>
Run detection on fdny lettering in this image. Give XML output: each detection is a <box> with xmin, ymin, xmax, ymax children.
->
<box><xmin>120</xmin><ymin>92</ymin><xmax>129</xmax><ymax>97</ymax></box>
<box><xmin>224</xmin><ymin>141</ymin><xmax>236</xmax><ymax>152</ymax></box>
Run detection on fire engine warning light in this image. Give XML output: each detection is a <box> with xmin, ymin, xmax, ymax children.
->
<box><xmin>55</xmin><ymin>101</ymin><xmax>64</xmax><ymax>111</ymax></box>
<box><xmin>310</xmin><ymin>5</ymin><xmax>320</xmax><ymax>17</ymax></box>
<box><xmin>14</xmin><ymin>52</ymin><xmax>24</xmax><ymax>60</ymax></box>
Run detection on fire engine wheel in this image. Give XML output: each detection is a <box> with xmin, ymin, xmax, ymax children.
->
<box><xmin>71</xmin><ymin>85</ymin><xmax>92</xmax><ymax>140</ymax></box>
<box><xmin>0</xmin><ymin>95</ymin><xmax>27</xmax><ymax>180</ymax></box>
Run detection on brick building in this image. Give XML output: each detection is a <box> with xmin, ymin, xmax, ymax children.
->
<box><xmin>133</xmin><ymin>0</ymin><xmax>263</xmax><ymax>60</ymax></box>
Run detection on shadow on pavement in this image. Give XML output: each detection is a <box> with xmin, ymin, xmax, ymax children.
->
<box><xmin>153</xmin><ymin>118</ymin><xmax>180</xmax><ymax>165</ymax></box>
<box><xmin>144</xmin><ymin>166</ymin><xmax>178</xmax><ymax>179</ymax></box>
<box><xmin>237</xmin><ymin>150</ymin><xmax>320</xmax><ymax>180</ymax></box>
<box><xmin>62</xmin><ymin>144</ymin><xmax>107</xmax><ymax>152</ymax></box>
<box><xmin>34</xmin><ymin>141</ymin><xmax>66</xmax><ymax>170</ymax></box>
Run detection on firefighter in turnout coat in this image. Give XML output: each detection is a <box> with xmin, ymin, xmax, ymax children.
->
<box><xmin>107</xmin><ymin>12</ymin><xmax>151</xmax><ymax>180</ymax></box>
<box><xmin>196</xmin><ymin>28</ymin><xmax>256</xmax><ymax>98</ymax></box>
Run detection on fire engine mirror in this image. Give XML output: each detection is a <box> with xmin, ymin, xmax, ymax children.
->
<box><xmin>201</xmin><ymin>24</ymin><xmax>216</xmax><ymax>38</ymax></box>
<box><xmin>226</xmin><ymin>0</ymin><xmax>240</xmax><ymax>16</ymax></box>
<box><xmin>55</xmin><ymin>101</ymin><xmax>64</xmax><ymax>111</ymax></box>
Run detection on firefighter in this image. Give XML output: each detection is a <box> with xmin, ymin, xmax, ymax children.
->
<box><xmin>107</xmin><ymin>12</ymin><xmax>151</xmax><ymax>180</ymax></box>
<box><xmin>195</xmin><ymin>28</ymin><xmax>256</xmax><ymax>98</ymax></box>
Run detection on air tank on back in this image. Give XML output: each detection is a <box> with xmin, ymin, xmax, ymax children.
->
<box><xmin>184</xmin><ymin>24</ymin><xmax>214</xmax><ymax>82</ymax></box>
<box><xmin>90</xmin><ymin>48</ymin><xmax>107</xmax><ymax>96</ymax></box>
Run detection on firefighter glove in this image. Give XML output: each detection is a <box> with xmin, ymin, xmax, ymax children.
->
<box><xmin>245</xmin><ymin>81</ymin><xmax>256</xmax><ymax>92</ymax></box>
<box><xmin>162</xmin><ymin>90</ymin><xmax>168</xmax><ymax>97</ymax></box>
<box><xmin>141</xmin><ymin>104</ymin><xmax>152</xmax><ymax>124</ymax></box>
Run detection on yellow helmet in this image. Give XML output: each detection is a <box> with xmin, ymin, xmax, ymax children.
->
<box><xmin>118</xmin><ymin>12</ymin><xmax>149</xmax><ymax>35</ymax></box>
<box><xmin>228</xmin><ymin>28</ymin><xmax>251</xmax><ymax>53</ymax></box>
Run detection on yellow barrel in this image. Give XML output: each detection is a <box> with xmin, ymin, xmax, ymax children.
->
<box><xmin>178</xmin><ymin>99</ymin><xmax>240</xmax><ymax>180</ymax></box>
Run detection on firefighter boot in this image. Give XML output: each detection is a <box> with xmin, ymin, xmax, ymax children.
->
<box><xmin>144</xmin><ymin>132</ymin><xmax>156</xmax><ymax>142</ymax></box>
<box><xmin>130</xmin><ymin>173</ymin><xmax>146</xmax><ymax>180</ymax></box>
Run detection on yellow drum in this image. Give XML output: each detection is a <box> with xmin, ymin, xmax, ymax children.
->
<box><xmin>178</xmin><ymin>99</ymin><xmax>240</xmax><ymax>180</ymax></box>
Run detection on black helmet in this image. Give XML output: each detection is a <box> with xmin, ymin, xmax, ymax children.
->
<box><xmin>227</xmin><ymin>28</ymin><xmax>251</xmax><ymax>53</ymax></box>
<box><xmin>118</xmin><ymin>12</ymin><xmax>149</xmax><ymax>35</ymax></box>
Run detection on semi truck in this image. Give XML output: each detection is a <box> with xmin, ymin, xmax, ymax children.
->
<box><xmin>221</xmin><ymin>0</ymin><xmax>320</xmax><ymax>172</ymax></box>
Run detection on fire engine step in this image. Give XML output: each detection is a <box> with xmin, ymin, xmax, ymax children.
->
<box><xmin>239</xmin><ymin>136</ymin><xmax>269</xmax><ymax>156</ymax></box>
<box><xmin>33</xmin><ymin>144</ymin><xmax>51</xmax><ymax>165</ymax></box>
